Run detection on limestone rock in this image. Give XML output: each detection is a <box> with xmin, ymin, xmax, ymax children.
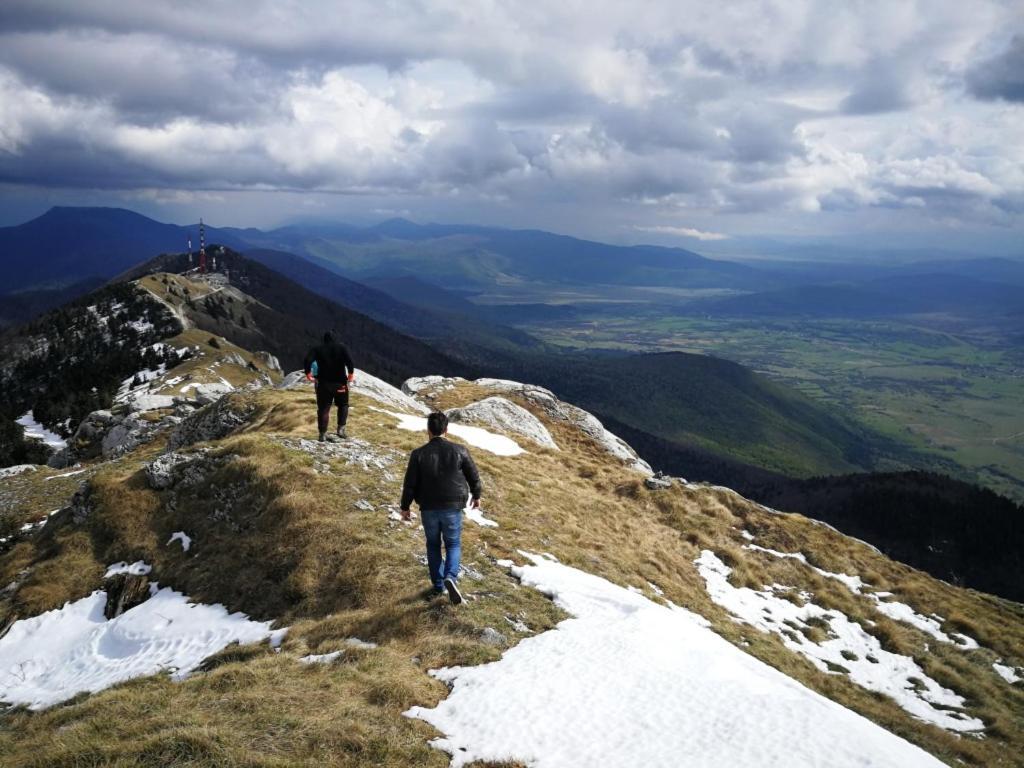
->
<box><xmin>254</xmin><ymin>351</ymin><xmax>282</xmax><ymax>372</ymax></box>
<box><xmin>278</xmin><ymin>370</ymin><xmax>310</xmax><ymax>390</ymax></box>
<box><xmin>447</xmin><ymin>397</ymin><xmax>558</xmax><ymax>450</ymax></box>
<box><xmin>473</xmin><ymin>378</ymin><xmax>651</xmax><ymax>474</ymax></box>
<box><xmin>480</xmin><ymin>627</ymin><xmax>507</xmax><ymax>646</ymax></box>
<box><xmin>401</xmin><ymin>375</ymin><xmax>466</xmax><ymax>396</ymax></box>
<box><xmin>145</xmin><ymin>452</ymin><xmax>200</xmax><ymax>489</ymax></box>
<box><xmin>644</xmin><ymin>473</ymin><xmax>673</xmax><ymax>490</ymax></box>
<box><xmin>168</xmin><ymin>396</ymin><xmax>255</xmax><ymax>450</ymax></box>
<box><xmin>353</xmin><ymin>370</ymin><xmax>430</xmax><ymax>414</ymax></box>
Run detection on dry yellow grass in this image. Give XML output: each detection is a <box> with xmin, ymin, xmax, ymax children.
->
<box><xmin>1</xmin><ymin>380</ymin><xmax>1022</xmax><ymax>767</ymax></box>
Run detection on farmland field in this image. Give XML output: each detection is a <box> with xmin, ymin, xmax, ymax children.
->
<box><xmin>519</xmin><ymin>306</ymin><xmax>1024</xmax><ymax>501</ymax></box>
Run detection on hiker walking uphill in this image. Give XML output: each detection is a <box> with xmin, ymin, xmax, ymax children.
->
<box><xmin>303</xmin><ymin>332</ymin><xmax>355</xmax><ymax>442</ymax></box>
<box><xmin>401</xmin><ymin>411</ymin><xmax>482</xmax><ymax>605</ymax></box>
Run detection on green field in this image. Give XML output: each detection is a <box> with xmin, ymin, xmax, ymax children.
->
<box><xmin>523</xmin><ymin>309</ymin><xmax>1024</xmax><ymax>501</ymax></box>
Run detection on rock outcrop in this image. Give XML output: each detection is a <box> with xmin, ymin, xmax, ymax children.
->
<box><xmin>472</xmin><ymin>378</ymin><xmax>651</xmax><ymax>473</ymax></box>
<box><xmin>168</xmin><ymin>396</ymin><xmax>255</xmax><ymax>450</ymax></box>
<box><xmin>446</xmin><ymin>396</ymin><xmax>558</xmax><ymax>450</ymax></box>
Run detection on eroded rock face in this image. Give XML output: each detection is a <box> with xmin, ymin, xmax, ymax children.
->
<box><xmin>254</xmin><ymin>351</ymin><xmax>281</xmax><ymax>372</ymax></box>
<box><xmin>446</xmin><ymin>396</ymin><xmax>558</xmax><ymax>450</ymax></box>
<box><xmin>101</xmin><ymin>416</ymin><xmax>151</xmax><ymax>459</ymax></box>
<box><xmin>145</xmin><ymin>452</ymin><xmax>201</xmax><ymax>490</ymax></box>
<box><xmin>472</xmin><ymin>378</ymin><xmax>651</xmax><ymax>474</ymax></box>
<box><xmin>168</xmin><ymin>396</ymin><xmax>255</xmax><ymax>450</ymax></box>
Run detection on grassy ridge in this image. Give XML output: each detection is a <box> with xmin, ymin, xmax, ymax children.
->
<box><xmin>1</xmin><ymin>382</ymin><xmax>1021</xmax><ymax>765</ymax></box>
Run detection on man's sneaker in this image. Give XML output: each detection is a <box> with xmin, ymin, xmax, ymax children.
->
<box><xmin>318</xmin><ymin>431</ymin><xmax>326</xmax><ymax>442</ymax></box>
<box><xmin>443</xmin><ymin>577</ymin><xmax>463</xmax><ymax>606</ymax></box>
<box><xmin>421</xmin><ymin>586</ymin><xmax>444</xmax><ymax>601</ymax></box>
<box><xmin>336</xmin><ymin>426</ymin><xmax>348</xmax><ymax>439</ymax></box>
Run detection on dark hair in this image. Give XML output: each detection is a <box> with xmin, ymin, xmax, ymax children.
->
<box><xmin>323</xmin><ymin>331</ymin><xmax>334</xmax><ymax>343</ymax></box>
<box><xmin>427</xmin><ymin>411</ymin><xmax>448</xmax><ymax>436</ymax></box>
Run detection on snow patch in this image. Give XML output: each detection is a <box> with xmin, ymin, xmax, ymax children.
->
<box><xmin>993</xmin><ymin>663</ymin><xmax>1021</xmax><ymax>684</ymax></box>
<box><xmin>44</xmin><ymin>468</ymin><xmax>87</xmax><ymax>481</ymax></box>
<box><xmin>696</xmin><ymin>550</ymin><xmax>982</xmax><ymax>733</ymax></box>
<box><xmin>16</xmin><ymin>411</ymin><xmax>67</xmax><ymax>450</ymax></box>
<box><xmin>104</xmin><ymin>561</ymin><xmax>153</xmax><ymax>578</ymax></box>
<box><xmin>0</xmin><ymin>587</ymin><xmax>285</xmax><ymax>710</ymax></box>
<box><xmin>0</xmin><ymin>464</ymin><xmax>37</xmax><ymax>479</ymax></box>
<box><xmin>167</xmin><ymin>531</ymin><xmax>192</xmax><ymax>552</ymax></box>
<box><xmin>465</xmin><ymin>501</ymin><xmax>498</xmax><ymax>528</ymax></box>
<box><xmin>374</xmin><ymin>408</ymin><xmax>525</xmax><ymax>456</ymax></box>
<box><xmin>405</xmin><ymin>552</ymin><xmax>948</xmax><ymax>767</ymax></box>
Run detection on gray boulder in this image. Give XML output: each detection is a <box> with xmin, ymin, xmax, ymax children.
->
<box><xmin>447</xmin><ymin>397</ymin><xmax>558</xmax><ymax>450</ymax></box>
<box><xmin>168</xmin><ymin>395</ymin><xmax>254</xmax><ymax>450</ymax></box>
<box><xmin>278</xmin><ymin>370</ymin><xmax>310</xmax><ymax>390</ymax></box>
<box><xmin>353</xmin><ymin>370</ymin><xmax>430</xmax><ymax>414</ymax></box>
<box><xmin>145</xmin><ymin>452</ymin><xmax>200</xmax><ymax>489</ymax></box>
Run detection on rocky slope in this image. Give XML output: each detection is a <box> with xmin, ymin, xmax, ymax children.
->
<box><xmin>0</xmin><ymin>314</ymin><xmax>1021</xmax><ymax>766</ymax></box>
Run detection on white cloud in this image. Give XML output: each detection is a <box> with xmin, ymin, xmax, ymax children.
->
<box><xmin>0</xmin><ymin>1</ymin><xmax>1020</xmax><ymax>241</ymax></box>
<box><xmin>634</xmin><ymin>225</ymin><xmax>730</xmax><ymax>240</ymax></box>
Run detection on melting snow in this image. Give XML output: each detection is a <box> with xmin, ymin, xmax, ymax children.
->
<box><xmin>406</xmin><ymin>552</ymin><xmax>948</xmax><ymax>767</ymax></box>
<box><xmin>743</xmin><ymin>544</ymin><xmax>978</xmax><ymax>649</ymax></box>
<box><xmin>375</xmin><ymin>408</ymin><xmax>525</xmax><ymax>456</ymax></box>
<box><xmin>696</xmin><ymin>550</ymin><xmax>982</xmax><ymax>732</ymax></box>
<box><xmin>0</xmin><ymin>465</ymin><xmax>37</xmax><ymax>479</ymax></box>
<box><xmin>299</xmin><ymin>638</ymin><xmax>377</xmax><ymax>665</ymax></box>
<box><xmin>993</xmin><ymin>663</ymin><xmax>1021</xmax><ymax>684</ymax></box>
<box><xmin>167</xmin><ymin>531</ymin><xmax>192</xmax><ymax>552</ymax></box>
<box><xmin>465</xmin><ymin>501</ymin><xmax>498</xmax><ymax>528</ymax></box>
<box><xmin>299</xmin><ymin>651</ymin><xmax>343</xmax><ymax>665</ymax></box>
<box><xmin>16</xmin><ymin>411</ymin><xmax>67</xmax><ymax>450</ymax></box>
<box><xmin>104</xmin><ymin>561</ymin><xmax>153</xmax><ymax>578</ymax></box>
<box><xmin>0</xmin><ymin>584</ymin><xmax>285</xmax><ymax>710</ymax></box>
<box><xmin>44</xmin><ymin>468</ymin><xmax>87</xmax><ymax>481</ymax></box>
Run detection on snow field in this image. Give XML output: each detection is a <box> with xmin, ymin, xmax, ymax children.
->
<box><xmin>0</xmin><ymin>582</ymin><xmax>285</xmax><ymax>710</ymax></box>
<box><xmin>405</xmin><ymin>552</ymin><xmax>947</xmax><ymax>767</ymax></box>
<box><xmin>696</xmin><ymin>550</ymin><xmax>983</xmax><ymax>732</ymax></box>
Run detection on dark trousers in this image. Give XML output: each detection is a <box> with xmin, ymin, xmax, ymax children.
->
<box><xmin>315</xmin><ymin>380</ymin><xmax>349</xmax><ymax>433</ymax></box>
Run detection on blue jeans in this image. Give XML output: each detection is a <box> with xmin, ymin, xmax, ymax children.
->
<box><xmin>421</xmin><ymin>508</ymin><xmax>462</xmax><ymax>589</ymax></box>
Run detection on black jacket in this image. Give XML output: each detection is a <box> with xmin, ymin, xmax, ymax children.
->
<box><xmin>304</xmin><ymin>341</ymin><xmax>354</xmax><ymax>383</ymax></box>
<box><xmin>401</xmin><ymin>437</ymin><xmax>482</xmax><ymax>511</ymax></box>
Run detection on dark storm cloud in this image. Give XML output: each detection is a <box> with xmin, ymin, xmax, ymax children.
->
<box><xmin>0</xmin><ymin>0</ymin><xmax>1019</xmax><ymax>238</ymax></box>
<box><xmin>966</xmin><ymin>35</ymin><xmax>1024</xmax><ymax>102</ymax></box>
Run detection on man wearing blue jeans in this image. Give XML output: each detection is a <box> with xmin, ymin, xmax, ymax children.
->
<box><xmin>400</xmin><ymin>412</ymin><xmax>482</xmax><ymax>605</ymax></box>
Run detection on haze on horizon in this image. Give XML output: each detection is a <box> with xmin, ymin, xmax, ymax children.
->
<box><xmin>0</xmin><ymin>1</ymin><xmax>1021</xmax><ymax>257</ymax></box>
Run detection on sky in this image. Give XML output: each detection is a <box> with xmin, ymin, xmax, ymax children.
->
<box><xmin>0</xmin><ymin>1</ymin><xmax>1021</xmax><ymax>254</ymax></box>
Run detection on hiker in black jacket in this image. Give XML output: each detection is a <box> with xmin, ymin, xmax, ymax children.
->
<box><xmin>401</xmin><ymin>411</ymin><xmax>482</xmax><ymax>605</ymax></box>
<box><xmin>303</xmin><ymin>332</ymin><xmax>355</xmax><ymax>442</ymax></box>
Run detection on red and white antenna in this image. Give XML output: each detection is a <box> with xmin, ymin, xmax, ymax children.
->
<box><xmin>198</xmin><ymin>218</ymin><xmax>207</xmax><ymax>274</ymax></box>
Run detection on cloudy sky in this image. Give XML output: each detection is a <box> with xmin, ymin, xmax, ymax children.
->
<box><xmin>0</xmin><ymin>0</ymin><xmax>1021</xmax><ymax>253</ymax></box>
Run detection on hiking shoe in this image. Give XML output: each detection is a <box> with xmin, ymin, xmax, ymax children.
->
<box><xmin>336</xmin><ymin>426</ymin><xmax>348</xmax><ymax>439</ymax></box>
<box><xmin>422</xmin><ymin>586</ymin><xmax>444</xmax><ymax>601</ymax></box>
<box><xmin>318</xmin><ymin>431</ymin><xmax>326</xmax><ymax>442</ymax></box>
<box><xmin>443</xmin><ymin>577</ymin><xmax>463</xmax><ymax>606</ymax></box>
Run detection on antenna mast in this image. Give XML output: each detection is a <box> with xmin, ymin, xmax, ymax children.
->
<box><xmin>198</xmin><ymin>218</ymin><xmax>207</xmax><ymax>274</ymax></box>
